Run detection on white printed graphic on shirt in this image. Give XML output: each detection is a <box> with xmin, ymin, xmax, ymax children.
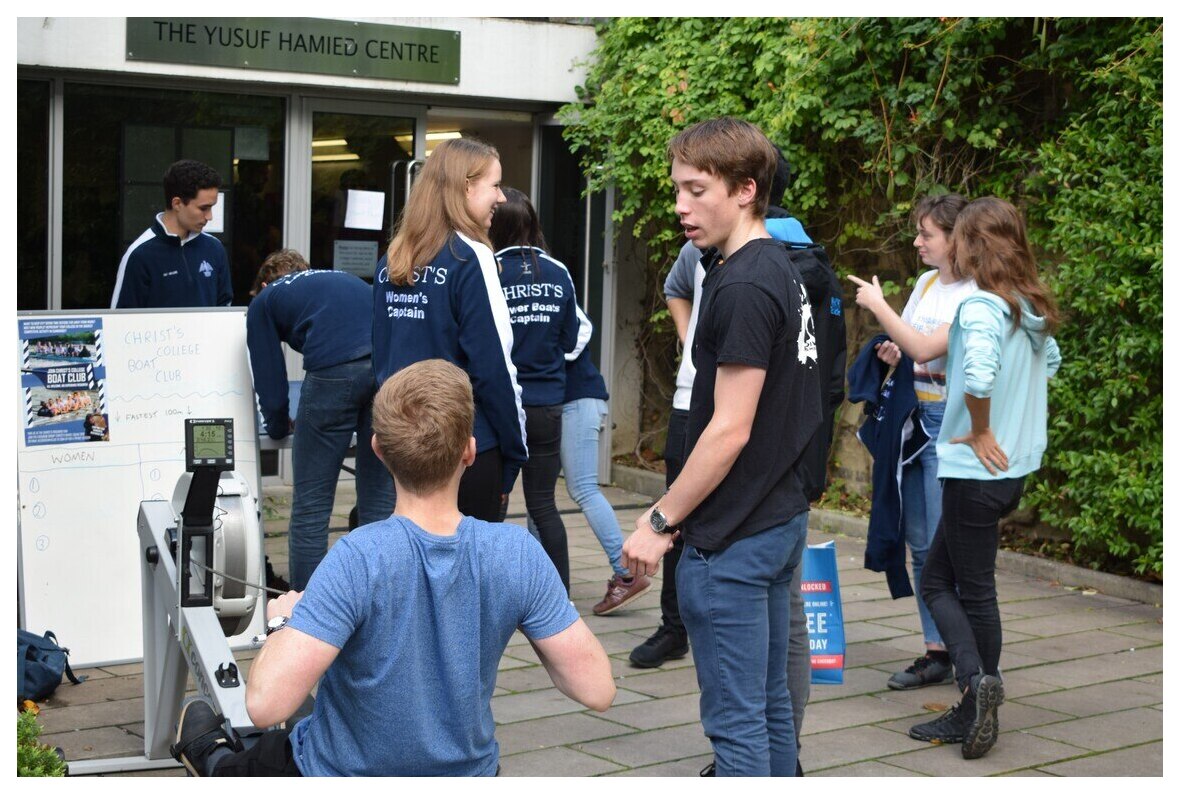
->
<box><xmin>797</xmin><ymin>283</ymin><xmax>817</xmax><ymax>366</ymax></box>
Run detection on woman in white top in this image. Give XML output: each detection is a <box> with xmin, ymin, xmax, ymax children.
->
<box><xmin>848</xmin><ymin>193</ymin><xmax>975</xmax><ymax>692</ymax></box>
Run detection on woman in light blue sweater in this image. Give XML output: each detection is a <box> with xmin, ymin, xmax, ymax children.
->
<box><xmin>908</xmin><ymin>197</ymin><xmax>1061</xmax><ymax>759</ymax></box>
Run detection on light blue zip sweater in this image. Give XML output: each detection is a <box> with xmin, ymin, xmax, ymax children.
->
<box><xmin>937</xmin><ymin>291</ymin><xmax>1061</xmax><ymax>480</ymax></box>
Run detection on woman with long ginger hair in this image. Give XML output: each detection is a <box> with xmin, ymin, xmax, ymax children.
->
<box><xmin>372</xmin><ymin>138</ymin><xmax>527</xmax><ymax>521</ymax></box>
<box><xmin>907</xmin><ymin>197</ymin><xmax>1061</xmax><ymax>759</ymax></box>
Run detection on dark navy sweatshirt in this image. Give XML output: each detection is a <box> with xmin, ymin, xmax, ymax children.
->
<box><xmin>372</xmin><ymin>232</ymin><xmax>528</xmax><ymax>492</ymax></box>
<box><xmin>111</xmin><ymin>215</ymin><xmax>232</xmax><ymax>308</ymax></box>
<box><xmin>246</xmin><ymin>269</ymin><xmax>373</xmax><ymax>440</ymax></box>
<box><xmin>495</xmin><ymin>246</ymin><xmax>589</xmax><ymax>407</ymax></box>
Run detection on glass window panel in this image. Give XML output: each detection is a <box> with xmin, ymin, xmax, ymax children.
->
<box><xmin>61</xmin><ymin>83</ymin><xmax>285</xmax><ymax>308</ymax></box>
<box><xmin>17</xmin><ymin>79</ymin><xmax>50</xmax><ymax>310</ymax></box>
<box><xmin>310</xmin><ymin>111</ymin><xmax>414</xmax><ymax>278</ymax></box>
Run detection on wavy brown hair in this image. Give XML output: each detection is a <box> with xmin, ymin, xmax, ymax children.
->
<box><xmin>950</xmin><ymin>197</ymin><xmax>1059</xmax><ymax>334</ymax></box>
<box><xmin>385</xmin><ymin>138</ymin><xmax>499</xmax><ymax>286</ymax></box>
<box><xmin>251</xmin><ymin>248</ymin><xmax>309</xmax><ymax>296</ymax></box>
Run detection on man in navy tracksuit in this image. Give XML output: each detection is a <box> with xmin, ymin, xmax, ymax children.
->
<box><xmin>111</xmin><ymin>159</ymin><xmax>233</xmax><ymax>309</ymax></box>
<box><xmin>247</xmin><ymin>250</ymin><xmax>394</xmax><ymax>591</ymax></box>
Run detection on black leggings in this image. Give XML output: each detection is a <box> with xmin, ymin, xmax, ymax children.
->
<box><xmin>921</xmin><ymin>476</ymin><xmax>1024</xmax><ymax>692</ymax></box>
<box><xmin>458</xmin><ymin>448</ymin><xmax>504</xmax><ymax>523</ymax></box>
<box><xmin>522</xmin><ymin>404</ymin><xmax>569</xmax><ymax>591</ymax></box>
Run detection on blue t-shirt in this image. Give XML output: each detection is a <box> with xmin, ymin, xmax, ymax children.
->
<box><xmin>286</xmin><ymin>515</ymin><xmax>578</xmax><ymax>776</ymax></box>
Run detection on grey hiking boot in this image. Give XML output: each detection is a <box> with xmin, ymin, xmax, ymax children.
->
<box><xmin>962</xmin><ymin>673</ymin><xmax>1004</xmax><ymax>759</ymax></box>
<box><xmin>888</xmin><ymin>653</ymin><xmax>953</xmax><ymax>690</ymax></box>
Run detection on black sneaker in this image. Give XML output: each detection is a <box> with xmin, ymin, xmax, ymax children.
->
<box><xmin>888</xmin><ymin>653</ymin><xmax>953</xmax><ymax>690</ymax></box>
<box><xmin>629</xmin><ymin>625</ymin><xmax>688</xmax><ymax>668</ymax></box>
<box><xmin>908</xmin><ymin>702</ymin><xmax>969</xmax><ymax>744</ymax></box>
<box><xmin>700</xmin><ymin>761</ymin><xmax>715</xmax><ymax>776</ymax></box>
<box><xmin>962</xmin><ymin>674</ymin><xmax>1003</xmax><ymax>759</ymax></box>
<box><xmin>171</xmin><ymin>699</ymin><xmax>235</xmax><ymax>777</ymax></box>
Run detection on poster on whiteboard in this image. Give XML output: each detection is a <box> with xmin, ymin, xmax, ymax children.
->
<box><xmin>19</xmin><ymin>317</ymin><xmax>109</xmax><ymax>446</ymax></box>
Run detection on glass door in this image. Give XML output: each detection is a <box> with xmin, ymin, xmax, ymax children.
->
<box><xmin>306</xmin><ymin>102</ymin><xmax>422</xmax><ymax>279</ymax></box>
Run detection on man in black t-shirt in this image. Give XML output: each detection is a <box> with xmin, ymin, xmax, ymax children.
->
<box><xmin>622</xmin><ymin>118</ymin><xmax>821</xmax><ymax>777</ymax></box>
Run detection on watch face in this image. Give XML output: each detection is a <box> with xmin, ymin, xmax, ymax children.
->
<box><xmin>650</xmin><ymin>508</ymin><xmax>668</xmax><ymax>533</ymax></box>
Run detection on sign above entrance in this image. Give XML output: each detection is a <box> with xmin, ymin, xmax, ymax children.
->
<box><xmin>127</xmin><ymin>18</ymin><xmax>460</xmax><ymax>85</ymax></box>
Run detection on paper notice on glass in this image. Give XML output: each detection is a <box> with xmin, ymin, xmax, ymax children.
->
<box><xmin>334</xmin><ymin>240</ymin><xmax>380</xmax><ymax>277</ymax></box>
<box><xmin>206</xmin><ymin>198</ymin><xmax>226</xmax><ymax>234</ymax></box>
<box><xmin>344</xmin><ymin>190</ymin><xmax>386</xmax><ymax>231</ymax></box>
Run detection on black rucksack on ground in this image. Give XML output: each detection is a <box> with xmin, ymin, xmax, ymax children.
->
<box><xmin>18</xmin><ymin>630</ymin><xmax>86</xmax><ymax>702</ymax></box>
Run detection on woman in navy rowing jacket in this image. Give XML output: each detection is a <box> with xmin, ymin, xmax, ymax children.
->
<box><xmin>490</xmin><ymin>188</ymin><xmax>582</xmax><ymax>591</ymax></box>
<box><xmin>372</xmin><ymin>138</ymin><xmax>527</xmax><ymax>522</ymax></box>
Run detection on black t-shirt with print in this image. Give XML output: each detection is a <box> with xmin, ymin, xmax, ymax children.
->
<box><xmin>681</xmin><ymin>237</ymin><xmax>822</xmax><ymax>551</ymax></box>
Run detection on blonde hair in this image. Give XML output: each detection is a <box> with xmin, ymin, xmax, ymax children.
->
<box><xmin>385</xmin><ymin>138</ymin><xmax>500</xmax><ymax>286</ymax></box>
<box><xmin>371</xmin><ymin>359</ymin><xmax>475</xmax><ymax>494</ymax></box>
<box><xmin>950</xmin><ymin>197</ymin><xmax>1059</xmax><ymax>334</ymax></box>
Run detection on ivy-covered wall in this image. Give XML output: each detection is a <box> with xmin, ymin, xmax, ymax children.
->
<box><xmin>559</xmin><ymin>17</ymin><xmax>1162</xmax><ymax>578</ymax></box>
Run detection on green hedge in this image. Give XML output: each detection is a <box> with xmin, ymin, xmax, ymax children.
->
<box><xmin>560</xmin><ymin>17</ymin><xmax>1162</xmax><ymax>576</ymax></box>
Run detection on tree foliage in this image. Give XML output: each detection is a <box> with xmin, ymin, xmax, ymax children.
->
<box><xmin>560</xmin><ymin>17</ymin><xmax>1162</xmax><ymax>576</ymax></box>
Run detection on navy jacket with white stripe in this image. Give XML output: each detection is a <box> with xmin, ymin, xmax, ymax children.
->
<box><xmin>495</xmin><ymin>246</ymin><xmax>589</xmax><ymax>407</ymax></box>
<box><xmin>111</xmin><ymin>215</ymin><xmax>232</xmax><ymax>308</ymax></box>
<box><xmin>372</xmin><ymin>232</ymin><xmax>528</xmax><ymax>491</ymax></box>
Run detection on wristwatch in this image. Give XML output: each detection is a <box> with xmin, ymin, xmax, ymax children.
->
<box><xmin>266</xmin><ymin>615</ymin><xmax>290</xmax><ymax>635</ymax></box>
<box><xmin>648</xmin><ymin>505</ymin><xmax>674</xmax><ymax>535</ymax></box>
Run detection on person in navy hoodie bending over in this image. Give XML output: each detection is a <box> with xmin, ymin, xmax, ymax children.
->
<box><xmin>372</xmin><ymin>138</ymin><xmax>527</xmax><ymax>522</ymax></box>
<box><xmin>247</xmin><ymin>249</ymin><xmax>395</xmax><ymax>591</ymax></box>
<box><xmin>490</xmin><ymin>188</ymin><xmax>584</xmax><ymax>590</ymax></box>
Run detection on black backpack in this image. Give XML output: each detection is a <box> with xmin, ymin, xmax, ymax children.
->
<box><xmin>18</xmin><ymin>630</ymin><xmax>86</xmax><ymax>702</ymax></box>
<box><xmin>779</xmin><ymin>241</ymin><xmax>848</xmax><ymax>502</ymax></box>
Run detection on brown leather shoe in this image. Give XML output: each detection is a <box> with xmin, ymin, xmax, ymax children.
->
<box><xmin>592</xmin><ymin>574</ymin><xmax>652</xmax><ymax>615</ymax></box>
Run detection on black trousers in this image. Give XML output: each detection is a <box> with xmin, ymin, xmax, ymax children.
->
<box><xmin>657</xmin><ymin>408</ymin><xmax>689</xmax><ymax>637</ymax></box>
<box><xmin>212</xmin><ymin>730</ymin><xmax>300</xmax><ymax>776</ymax></box>
<box><xmin>523</xmin><ymin>404</ymin><xmax>569</xmax><ymax>590</ymax></box>
<box><xmin>458</xmin><ymin>447</ymin><xmax>503</xmax><ymax>523</ymax></box>
<box><xmin>921</xmin><ymin>476</ymin><xmax>1025</xmax><ymax>692</ymax></box>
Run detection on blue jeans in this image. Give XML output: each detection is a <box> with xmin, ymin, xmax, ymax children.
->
<box><xmin>560</xmin><ymin>398</ymin><xmax>627</xmax><ymax>577</ymax></box>
<box><xmin>678</xmin><ymin>512</ymin><xmax>809</xmax><ymax>777</ymax></box>
<box><xmin>901</xmin><ymin>399</ymin><xmax>946</xmax><ymax>646</ymax></box>
<box><xmin>289</xmin><ymin>359</ymin><xmax>395</xmax><ymax>591</ymax></box>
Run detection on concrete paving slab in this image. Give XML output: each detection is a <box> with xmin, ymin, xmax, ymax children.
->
<box><xmin>604</xmin><ymin>752</ymin><xmax>714</xmax><ymax>776</ymax></box>
<box><xmin>886</xmin><ymin>732</ymin><xmax>1089</xmax><ymax>776</ymax></box>
<box><xmin>1004</xmin><ymin>607</ymin><xmax>1160</xmax><ymax>637</ymax></box>
<box><xmin>497</xmin><ymin>713</ymin><xmax>636</xmax><ymax>756</ymax></box>
<box><xmin>37</xmin><ymin>697</ymin><xmax>147</xmax><ymax>734</ymax></box>
<box><xmin>614</xmin><ymin>666</ymin><xmax>701</xmax><ymax>699</ymax></box>
<box><xmin>876</xmin><ymin>700</ymin><xmax>1073</xmax><ymax>737</ymax></box>
<box><xmin>44</xmin><ymin>674</ymin><xmax>145</xmax><ymax>708</ymax></box>
<box><xmin>1024</xmin><ymin>707</ymin><xmax>1163</xmax><ymax>751</ymax></box>
<box><xmin>573</xmin><ymin>722</ymin><xmax>712</xmax><ymax>768</ymax></box>
<box><xmin>1007</xmin><ymin>629</ymin><xmax>1151</xmax><ymax>663</ymax></box>
<box><xmin>846</xmin><ymin>640</ymin><xmax>920</xmax><ymax>669</ymax></box>
<box><xmin>596</xmin><ymin>692</ymin><xmax>701</xmax><ymax>731</ymax></box>
<box><xmin>1035</xmin><ymin>741</ymin><xmax>1162</xmax><ymax>776</ymax></box>
<box><xmin>801</xmin><ymin>694</ymin><xmax>928</xmax><ymax>736</ymax></box>
<box><xmin>806</xmin><ymin>666</ymin><xmax>895</xmax><ymax>702</ymax></box>
<box><xmin>844</xmin><ymin>620</ymin><xmax>915</xmax><ymax>643</ymax></box>
<box><xmin>1105</xmin><ymin>621</ymin><xmax>1164</xmax><ymax>642</ymax></box>
<box><xmin>42</xmin><ymin>726</ymin><xmax>145</xmax><ymax>760</ymax></box>
<box><xmin>799</xmin><ymin>724</ymin><xmax>933</xmax><ymax>770</ymax></box>
<box><xmin>496</xmin><ymin>665</ymin><xmax>566</xmax><ymax>694</ymax></box>
<box><xmin>493</xmin><ymin>687</ymin><xmax>648</xmax><ymax>725</ymax></box>
<box><xmin>811</xmin><ymin>760</ymin><xmax>924</xmax><ymax>776</ymax></box>
<box><xmin>499</xmin><ymin>745</ymin><xmax>625</xmax><ymax>777</ymax></box>
<box><xmin>1017</xmin><ymin>646</ymin><xmax>1163</xmax><ymax>689</ymax></box>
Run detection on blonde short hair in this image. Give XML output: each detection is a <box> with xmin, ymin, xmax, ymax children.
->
<box><xmin>371</xmin><ymin>359</ymin><xmax>474</xmax><ymax>494</ymax></box>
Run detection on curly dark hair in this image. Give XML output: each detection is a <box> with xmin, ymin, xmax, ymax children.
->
<box><xmin>162</xmin><ymin>160</ymin><xmax>222</xmax><ymax>209</ymax></box>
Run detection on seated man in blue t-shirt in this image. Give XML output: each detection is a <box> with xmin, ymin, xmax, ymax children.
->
<box><xmin>172</xmin><ymin>359</ymin><xmax>616</xmax><ymax>776</ymax></box>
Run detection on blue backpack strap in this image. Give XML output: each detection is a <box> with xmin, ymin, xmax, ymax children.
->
<box><xmin>42</xmin><ymin>631</ymin><xmax>86</xmax><ymax>686</ymax></box>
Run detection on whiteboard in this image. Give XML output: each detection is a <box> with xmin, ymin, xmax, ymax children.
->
<box><xmin>17</xmin><ymin>309</ymin><xmax>264</xmax><ymax>666</ymax></box>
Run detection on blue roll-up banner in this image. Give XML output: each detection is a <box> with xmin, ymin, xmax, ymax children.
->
<box><xmin>802</xmin><ymin>540</ymin><xmax>846</xmax><ymax>684</ymax></box>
